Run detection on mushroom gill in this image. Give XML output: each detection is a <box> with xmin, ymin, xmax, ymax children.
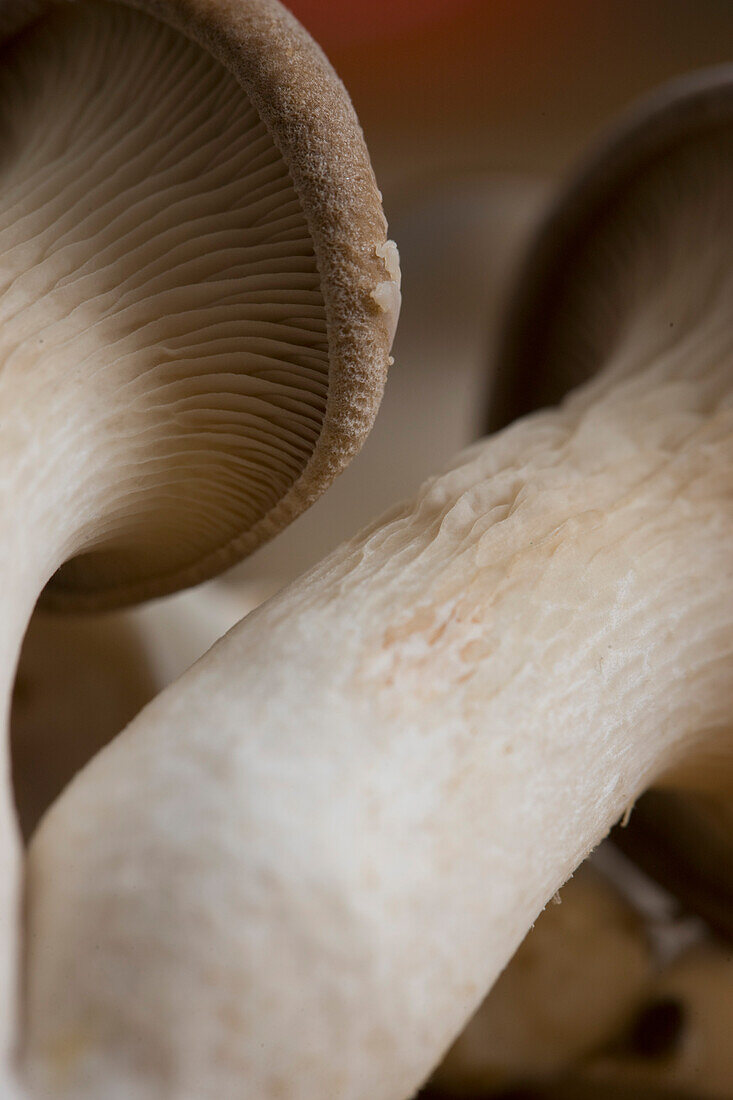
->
<box><xmin>0</xmin><ymin>0</ymin><xmax>396</xmax><ymax>606</ymax></box>
<box><xmin>0</xmin><ymin>0</ymin><xmax>395</xmax><ymax>1088</ymax></box>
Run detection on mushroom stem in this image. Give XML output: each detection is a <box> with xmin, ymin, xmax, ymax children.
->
<box><xmin>22</xmin><ymin>274</ymin><xmax>733</xmax><ymax>1097</ymax></box>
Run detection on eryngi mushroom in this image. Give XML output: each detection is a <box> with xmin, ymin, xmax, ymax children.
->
<box><xmin>11</xmin><ymin>579</ymin><xmax>278</xmax><ymax>840</ymax></box>
<box><xmin>586</xmin><ymin>939</ymin><xmax>733</xmax><ymax>1097</ymax></box>
<box><xmin>22</xmin><ymin>68</ymin><xmax>733</xmax><ymax>1100</ymax></box>
<box><xmin>0</xmin><ymin>0</ymin><xmax>397</xmax><ymax>1088</ymax></box>
<box><xmin>429</xmin><ymin>864</ymin><xmax>652</xmax><ymax>1096</ymax></box>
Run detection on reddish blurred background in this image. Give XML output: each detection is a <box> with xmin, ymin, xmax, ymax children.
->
<box><xmin>287</xmin><ymin>0</ymin><xmax>733</xmax><ymax>198</ymax></box>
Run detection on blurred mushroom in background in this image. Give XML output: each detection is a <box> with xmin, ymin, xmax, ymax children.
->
<box><xmin>585</xmin><ymin>938</ymin><xmax>733</xmax><ymax>1098</ymax></box>
<box><xmin>12</xmin><ymin>173</ymin><xmax>544</xmax><ymax>838</ymax></box>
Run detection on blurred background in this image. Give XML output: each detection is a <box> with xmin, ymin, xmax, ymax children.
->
<box><xmin>12</xmin><ymin>3</ymin><xmax>733</xmax><ymax>1097</ymax></box>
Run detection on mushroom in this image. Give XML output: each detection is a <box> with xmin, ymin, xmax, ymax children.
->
<box><xmin>22</xmin><ymin>67</ymin><xmax>733</xmax><ymax>1099</ymax></box>
<box><xmin>0</xmin><ymin>0</ymin><xmax>396</xmax><ymax>1084</ymax></box>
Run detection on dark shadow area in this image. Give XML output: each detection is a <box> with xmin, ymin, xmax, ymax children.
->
<box><xmin>11</xmin><ymin>609</ymin><xmax>158</xmax><ymax>841</ymax></box>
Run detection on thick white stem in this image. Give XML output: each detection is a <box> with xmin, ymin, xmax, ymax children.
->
<box><xmin>21</xmin><ymin>335</ymin><xmax>733</xmax><ymax>1098</ymax></box>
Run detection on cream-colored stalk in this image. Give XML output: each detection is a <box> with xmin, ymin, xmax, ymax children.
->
<box><xmin>21</xmin><ymin>74</ymin><xmax>733</xmax><ymax>1100</ymax></box>
<box><xmin>0</xmin><ymin>0</ymin><xmax>395</xmax><ymax>1087</ymax></box>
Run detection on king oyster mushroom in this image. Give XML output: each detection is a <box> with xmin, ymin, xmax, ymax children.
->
<box><xmin>0</xmin><ymin>0</ymin><xmax>397</xmax><ymax>1086</ymax></box>
<box><xmin>21</xmin><ymin>67</ymin><xmax>733</xmax><ymax>1100</ymax></box>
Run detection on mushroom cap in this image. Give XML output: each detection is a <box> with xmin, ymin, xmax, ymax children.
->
<box><xmin>0</xmin><ymin>0</ymin><xmax>398</xmax><ymax>609</ymax></box>
<box><xmin>488</xmin><ymin>64</ymin><xmax>733</xmax><ymax>432</ymax></box>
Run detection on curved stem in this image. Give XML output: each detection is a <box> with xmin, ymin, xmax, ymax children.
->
<box><xmin>21</xmin><ymin>339</ymin><xmax>733</xmax><ymax>1098</ymax></box>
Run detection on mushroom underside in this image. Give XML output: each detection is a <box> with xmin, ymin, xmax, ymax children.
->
<box><xmin>0</xmin><ymin>1</ymin><xmax>334</xmax><ymax>602</ymax></box>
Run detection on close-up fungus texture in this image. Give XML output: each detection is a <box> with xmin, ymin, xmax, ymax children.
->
<box><xmin>2</xmin><ymin>1</ymin><xmax>733</xmax><ymax>1099</ymax></box>
<box><xmin>1</xmin><ymin>2</ymin><xmax>332</xmax><ymax>591</ymax></box>
<box><xmin>14</xmin><ymin>65</ymin><xmax>733</xmax><ymax>1100</ymax></box>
